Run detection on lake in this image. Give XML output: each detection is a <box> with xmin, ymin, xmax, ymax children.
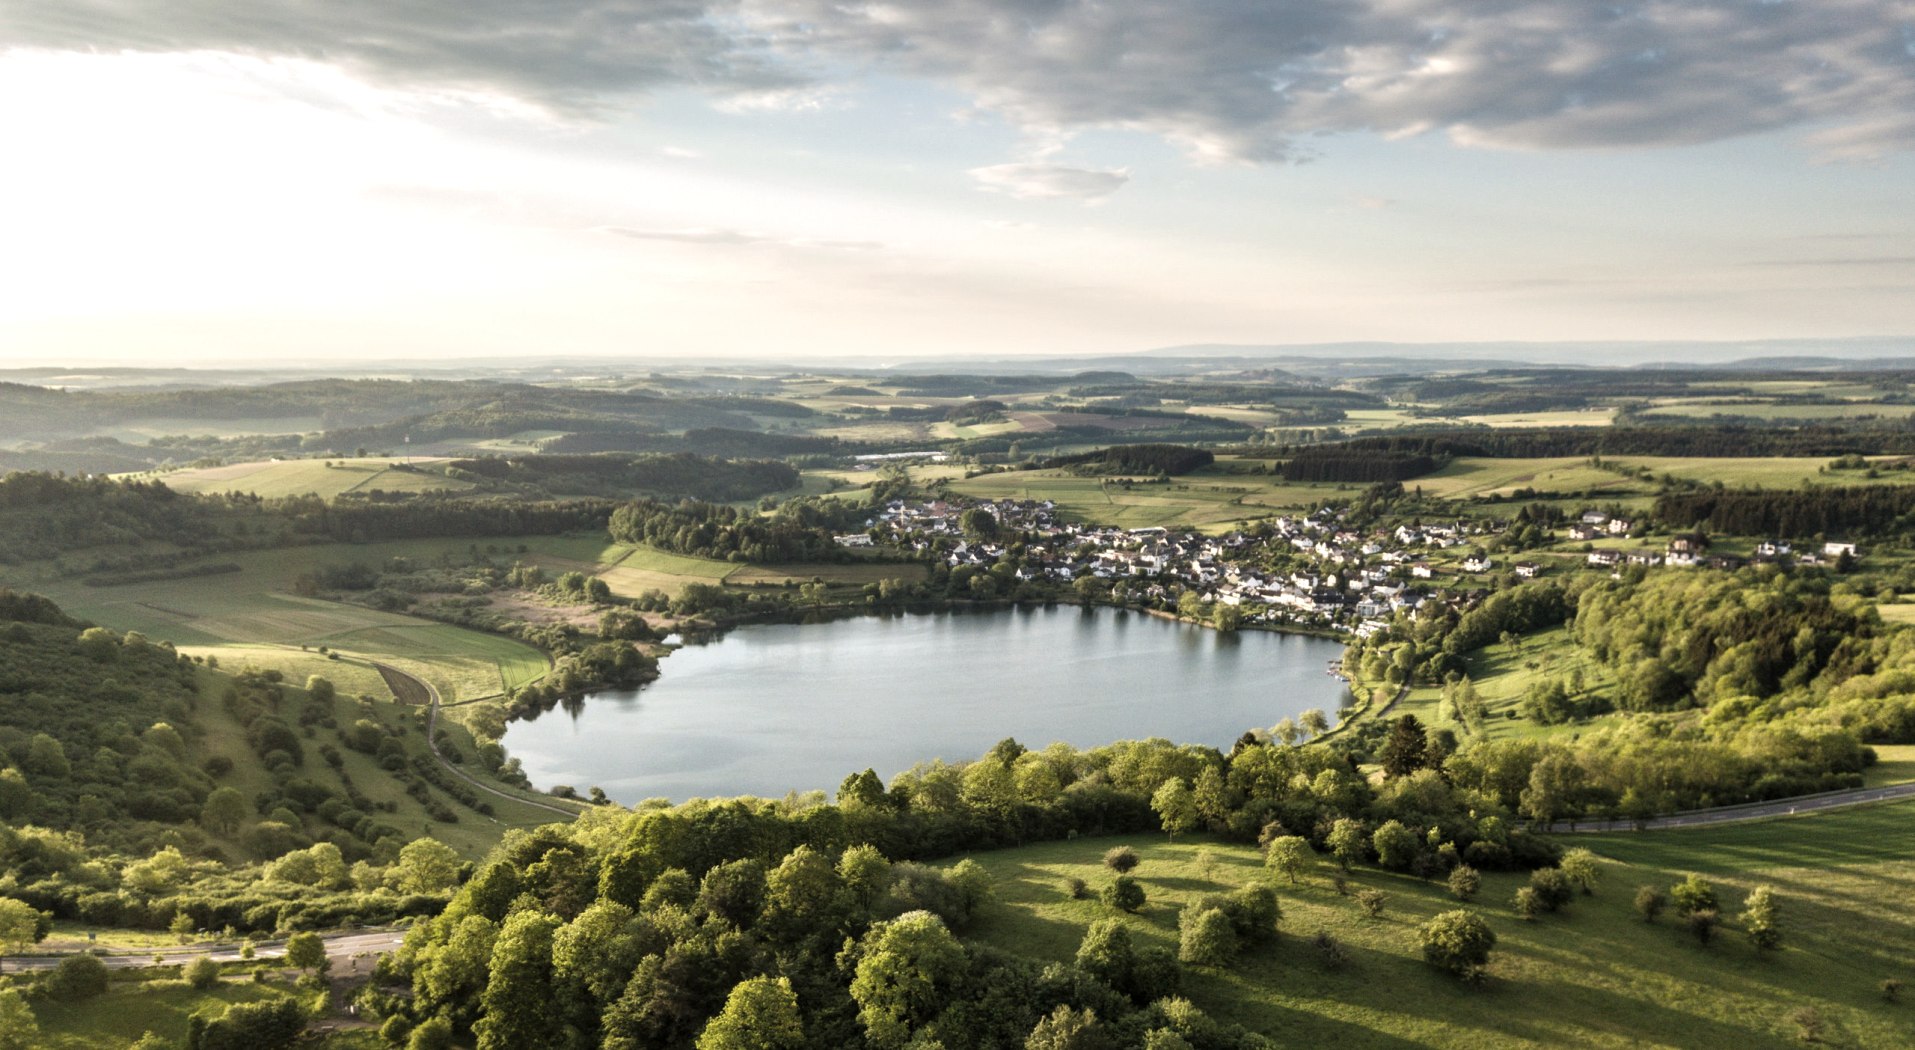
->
<box><xmin>503</xmin><ymin>605</ymin><xmax>1350</xmax><ymax>803</ymax></box>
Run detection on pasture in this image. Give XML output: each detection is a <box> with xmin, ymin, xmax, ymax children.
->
<box><xmin>958</xmin><ymin>801</ymin><xmax>1915</xmax><ymax>1049</ymax></box>
<box><xmin>139</xmin><ymin>456</ymin><xmax>472</xmax><ymax>499</ymax></box>
<box><xmin>26</xmin><ymin>979</ymin><xmax>307</xmax><ymax>1050</ymax></box>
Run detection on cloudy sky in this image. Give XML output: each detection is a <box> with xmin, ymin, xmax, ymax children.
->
<box><xmin>3</xmin><ymin>0</ymin><xmax>1913</xmax><ymax>364</ymax></box>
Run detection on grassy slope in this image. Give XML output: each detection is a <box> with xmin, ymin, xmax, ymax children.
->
<box><xmin>959</xmin><ymin>805</ymin><xmax>1915</xmax><ymax>1049</ymax></box>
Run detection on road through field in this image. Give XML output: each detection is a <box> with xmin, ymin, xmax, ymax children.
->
<box><xmin>1546</xmin><ymin>780</ymin><xmax>1915</xmax><ymax>833</ymax></box>
<box><xmin>378</xmin><ymin>662</ymin><xmax>582</xmax><ymax>819</ymax></box>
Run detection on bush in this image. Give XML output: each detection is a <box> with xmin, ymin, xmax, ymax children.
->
<box><xmin>186</xmin><ymin>956</ymin><xmax>223</xmax><ymax>989</ymax></box>
<box><xmin>1686</xmin><ymin>909</ymin><xmax>1719</xmax><ymax>946</ymax></box>
<box><xmin>1354</xmin><ymin>889</ymin><xmax>1386</xmax><ymax>920</ymax></box>
<box><xmin>1529</xmin><ymin>867</ymin><xmax>1573</xmax><ymax>912</ymax></box>
<box><xmin>1634</xmin><ymin>886</ymin><xmax>1667</xmax><ymax>923</ymax></box>
<box><xmin>1103</xmin><ymin>846</ymin><xmax>1140</xmax><ymax>874</ymax></box>
<box><xmin>1420</xmin><ymin>910</ymin><xmax>1496</xmax><ymax>980</ymax></box>
<box><xmin>1447</xmin><ymin>864</ymin><xmax>1481</xmax><ymax>901</ymax></box>
<box><xmin>1312</xmin><ymin>930</ymin><xmax>1349</xmax><ymax>970</ymax></box>
<box><xmin>1671</xmin><ymin>874</ymin><xmax>1717</xmax><ymax>916</ymax></box>
<box><xmin>46</xmin><ymin>953</ymin><xmax>110</xmax><ymax>1001</ymax></box>
<box><xmin>1177</xmin><ymin>907</ymin><xmax>1237</xmax><ymax>966</ymax></box>
<box><xmin>1063</xmin><ymin>876</ymin><xmax>1089</xmax><ymax>900</ymax></box>
<box><xmin>1102</xmin><ymin>875</ymin><xmax>1146</xmax><ymax>913</ymax></box>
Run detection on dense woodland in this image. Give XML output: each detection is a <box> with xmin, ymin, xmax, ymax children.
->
<box><xmin>1652</xmin><ymin>485</ymin><xmax>1915</xmax><ymax>537</ymax></box>
<box><xmin>1043</xmin><ymin>445</ymin><xmax>1216</xmax><ymax>476</ymax></box>
<box><xmin>607</xmin><ymin>499</ymin><xmax>862</xmax><ymax>564</ymax></box>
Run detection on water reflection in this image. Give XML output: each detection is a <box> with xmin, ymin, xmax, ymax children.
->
<box><xmin>504</xmin><ymin>605</ymin><xmax>1348</xmax><ymax>803</ymax></box>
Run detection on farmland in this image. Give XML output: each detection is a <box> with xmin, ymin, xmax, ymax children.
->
<box><xmin>957</xmin><ymin>800</ymin><xmax>1915</xmax><ymax>1049</ymax></box>
<box><xmin>137</xmin><ymin>456</ymin><xmax>473</xmax><ymax>499</ymax></box>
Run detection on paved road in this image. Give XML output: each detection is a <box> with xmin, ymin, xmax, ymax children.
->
<box><xmin>0</xmin><ymin>929</ymin><xmax>407</xmax><ymax>972</ymax></box>
<box><xmin>1546</xmin><ymin>781</ymin><xmax>1915</xmax><ymax>833</ymax></box>
<box><xmin>377</xmin><ymin>661</ymin><xmax>581</xmax><ymax>819</ymax></box>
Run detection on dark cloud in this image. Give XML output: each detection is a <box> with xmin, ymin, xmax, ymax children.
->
<box><xmin>10</xmin><ymin>1</ymin><xmax>1915</xmax><ymax>158</ymax></box>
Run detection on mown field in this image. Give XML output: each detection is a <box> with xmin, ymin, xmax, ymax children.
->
<box><xmin>136</xmin><ymin>456</ymin><xmax>472</xmax><ymax>499</ymax></box>
<box><xmin>958</xmin><ymin>801</ymin><xmax>1915</xmax><ymax>1049</ymax></box>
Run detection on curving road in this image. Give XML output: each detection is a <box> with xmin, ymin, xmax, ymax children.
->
<box><xmin>1545</xmin><ymin>780</ymin><xmax>1915</xmax><ymax>833</ymax></box>
<box><xmin>374</xmin><ymin>661</ymin><xmax>582</xmax><ymax>820</ymax></box>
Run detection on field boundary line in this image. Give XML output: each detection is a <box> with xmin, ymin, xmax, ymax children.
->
<box><xmin>1547</xmin><ymin>781</ymin><xmax>1915</xmax><ymax>834</ymax></box>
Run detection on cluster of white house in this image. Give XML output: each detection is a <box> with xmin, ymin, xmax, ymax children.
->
<box><xmin>851</xmin><ymin>499</ymin><xmax>1513</xmax><ymax>634</ymax></box>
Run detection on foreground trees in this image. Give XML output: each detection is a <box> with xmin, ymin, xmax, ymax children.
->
<box><xmin>1420</xmin><ymin>910</ymin><xmax>1496</xmax><ymax>980</ymax></box>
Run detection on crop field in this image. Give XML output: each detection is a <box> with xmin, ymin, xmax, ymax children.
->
<box><xmin>320</xmin><ymin>623</ymin><xmax>547</xmax><ymax>702</ymax></box>
<box><xmin>1607</xmin><ymin>455</ymin><xmax>1915</xmax><ymax>489</ymax></box>
<box><xmin>178</xmin><ymin>643</ymin><xmax>393</xmax><ymax>698</ymax></box>
<box><xmin>1456</xmin><ymin>408</ymin><xmax>1617</xmax><ymax>429</ymax></box>
<box><xmin>1643</xmin><ymin>401</ymin><xmax>1915</xmax><ymax>422</ymax></box>
<box><xmin>1410</xmin><ymin>457</ymin><xmax>1638</xmax><ymax>500</ymax></box>
<box><xmin>140</xmin><ymin>456</ymin><xmax>472</xmax><ymax>498</ymax></box>
<box><xmin>958</xmin><ymin>802</ymin><xmax>1915</xmax><ymax>1049</ymax></box>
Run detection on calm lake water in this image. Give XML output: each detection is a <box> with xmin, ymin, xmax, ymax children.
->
<box><xmin>503</xmin><ymin>605</ymin><xmax>1349</xmax><ymax>803</ymax></box>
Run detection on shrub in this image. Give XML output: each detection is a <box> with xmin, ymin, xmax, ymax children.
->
<box><xmin>46</xmin><ymin>953</ymin><xmax>110</xmax><ymax>1001</ymax></box>
<box><xmin>1103</xmin><ymin>846</ymin><xmax>1140</xmax><ymax>874</ymax></box>
<box><xmin>1354</xmin><ymin>889</ymin><xmax>1386</xmax><ymax>920</ymax></box>
<box><xmin>1513</xmin><ymin>887</ymin><xmax>1542</xmax><ymax>922</ymax></box>
<box><xmin>1177</xmin><ymin>907</ymin><xmax>1237</xmax><ymax>966</ymax></box>
<box><xmin>1881</xmin><ymin>977</ymin><xmax>1903</xmax><ymax>1003</ymax></box>
<box><xmin>1671</xmin><ymin>874</ymin><xmax>1717</xmax><ymax>916</ymax></box>
<box><xmin>1312</xmin><ymin>930</ymin><xmax>1349</xmax><ymax>970</ymax></box>
<box><xmin>1634</xmin><ymin>886</ymin><xmax>1667</xmax><ymax>923</ymax></box>
<box><xmin>1063</xmin><ymin>876</ymin><xmax>1089</xmax><ymax>900</ymax></box>
<box><xmin>1447</xmin><ymin>864</ymin><xmax>1481</xmax><ymax>901</ymax></box>
<box><xmin>1420</xmin><ymin>910</ymin><xmax>1496</xmax><ymax>980</ymax></box>
<box><xmin>1529</xmin><ymin>867</ymin><xmax>1573</xmax><ymax>912</ymax></box>
<box><xmin>1686</xmin><ymin>908</ymin><xmax>1719</xmax><ymax>945</ymax></box>
<box><xmin>1102</xmin><ymin>875</ymin><xmax>1146</xmax><ymax>913</ymax></box>
<box><xmin>186</xmin><ymin>956</ymin><xmax>222</xmax><ymax>989</ymax></box>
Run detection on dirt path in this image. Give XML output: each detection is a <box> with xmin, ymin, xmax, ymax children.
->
<box><xmin>373</xmin><ymin>661</ymin><xmax>581</xmax><ymax>819</ymax></box>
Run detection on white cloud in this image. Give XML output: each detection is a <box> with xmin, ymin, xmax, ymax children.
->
<box><xmin>969</xmin><ymin>162</ymin><xmax>1130</xmax><ymax>201</ymax></box>
<box><xmin>600</xmin><ymin>226</ymin><xmax>881</xmax><ymax>250</ymax></box>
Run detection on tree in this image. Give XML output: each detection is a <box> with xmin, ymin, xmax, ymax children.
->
<box><xmin>1686</xmin><ymin>909</ymin><xmax>1719</xmax><ymax>946</ymax></box>
<box><xmin>850</xmin><ymin>911</ymin><xmax>965</xmax><ymax>1048</ymax></box>
<box><xmin>1670</xmin><ymin>874</ymin><xmax>1717</xmax><ymax>917</ymax></box>
<box><xmin>1512</xmin><ymin>887</ymin><xmax>1542</xmax><ymax>922</ymax></box>
<box><xmin>1420</xmin><ymin>910</ymin><xmax>1496</xmax><ymax>980</ymax></box>
<box><xmin>0</xmin><ymin>988</ymin><xmax>38</xmax><ymax>1050</ymax></box>
<box><xmin>1102</xmin><ymin>875</ymin><xmax>1146</xmax><ymax>913</ymax></box>
<box><xmin>1026</xmin><ymin>1005</ymin><xmax>1111</xmax><ymax>1050</ymax></box>
<box><xmin>1741</xmin><ymin>886</ymin><xmax>1782</xmax><ymax>952</ymax></box>
<box><xmin>1371</xmin><ymin>820</ymin><xmax>1419</xmax><ymax>871</ymax></box>
<box><xmin>1272</xmin><ymin>718</ymin><xmax>1299</xmax><ymax>746</ymax></box>
<box><xmin>1447</xmin><ymin>865</ymin><xmax>1481</xmax><ymax>902</ymax></box>
<box><xmin>473</xmin><ymin>911</ymin><xmax>562</xmax><ymax>1050</ymax></box>
<box><xmin>397</xmin><ymin>838</ymin><xmax>462</xmax><ymax>894</ymax></box>
<box><xmin>697</xmin><ymin>976</ymin><xmax>805</xmax><ymax>1050</ymax></box>
<box><xmin>200</xmin><ymin>786</ymin><xmax>250</xmax><ymax>837</ymax></box>
<box><xmin>407</xmin><ymin>1017</ymin><xmax>455</xmax><ymax>1050</ymax></box>
<box><xmin>1075</xmin><ymin>919</ymin><xmax>1179</xmax><ymax>1004</ymax></box>
<box><xmin>1378</xmin><ymin>715</ymin><xmax>1428</xmax><ymax>778</ymax></box>
<box><xmin>1103</xmin><ymin>846</ymin><xmax>1140</xmax><ymax>874</ymax></box>
<box><xmin>285</xmin><ymin>931</ymin><xmax>329</xmax><ymax>975</ymax></box>
<box><xmin>1178</xmin><ymin>907</ymin><xmax>1237</xmax><ymax>966</ymax></box>
<box><xmin>1299</xmin><ymin>708</ymin><xmax>1330</xmax><ymax>739</ymax></box>
<box><xmin>1192</xmin><ymin>766</ymin><xmax>1228</xmax><ymax>828</ymax></box>
<box><xmin>1326</xmin><ymin>818</ymin><xmax>1368</xmax><ymax>872</ymax></box>
<box><xmin>1151</xmin><ymin>778</ymin><xmax>1198</xmax><ymax>842</ymax></box>
<box><xmin>196</xmin><ymin>998</ymin><xmax>307</xmax><ymax>1050</ymax></box>
<box><xmin>1559</xmin><ymin>847</ymin><xmax>1601</xmax><ymax>896</ymax></box>
<box><xmin>839</xmin><ymin>844</ymin><xmax>893</xmax><ymax>910</ymax></box>
<box><xmin>1634</xmin><ymin>886</ymin><xmax>1667</xmax><ymax>924</ymax></box>
<box><xmin>0</xmin><ymin>898</ymin><xmax>45</xmax><ymax>957</ymax></box>
<box><xmin>1264</xmin><ymin>836</ymin><xmax>1313</xmax><ymax>885</ymax></box>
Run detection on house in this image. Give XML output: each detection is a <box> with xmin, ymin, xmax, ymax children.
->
<box><xmin>1460</xmin><ymin>554</ymin><xmax>1492</xmax><ymax>573</ymax></box>
<box><xmin>1569</xmin><ymin>524</ymin><xmax>1603</xmax><ymax>541</ymax></box>
<box><xmin>1668</xmin><ymin>533</ymin><xmax>1709</xmax><ymax>555</ymax></box>
<box><xmin>1587</xmin><ymin>550</ymin><xmax>1622</xmax><ymax>567</ymax></box>
<box><xmin>1823</xmin><ymin>541</ymin><xmax>1860</xmax><ymax>558</ymax></box>
<box><xmin>1756</xmin><ymin>540</ymin><xmax>1792</xmax><ymax>559</ymax></box>
<box><xmin>834</xmin><ymin>533</ymin><xmax>874</xmax><ymax>548</ymax></box>
<box><xmin>1580</xmin><ymin>510</ymin><xmax>1609</xmax><ymax>525</ymax></box>
<box><xmin>1410</xmin><ymin>563</ymin><xmax>1434</xmax><ymax>579</ymax></box>
<box><xmin>1606</xmin><ymin>518</ymin><xmax>1634</xmax><ymax>535</ymax></box>
<box><xmin>1514</xmin><ymin>562</ymin><xmax>1541</xmax><ymax>578</ymax></box>
<box><xmin>1625</xmin><ymin>550</ymin><xmax>1662</xmax><ymax>566</ymax></box>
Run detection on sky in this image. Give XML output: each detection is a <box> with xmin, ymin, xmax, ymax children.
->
<box><xmin>2</xmin><ymin>1</ymin><xmax>1914</xmax><ymax>365</ymax></box>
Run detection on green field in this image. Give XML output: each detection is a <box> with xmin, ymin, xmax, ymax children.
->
<box><xmin>20</xmin><ymin>540</ymin><xmax>551</xmax><ymax>702</ymax></box>
<box><xmin>1643</xmin><ymin>402</ymin><xmax>1915</xmax><ymax>422</ymax></box>
<box><xmin>958</xmin><ymin>801</ymin><xmax>1915</xmax><ymax>1049</ymax></box>
<box><xmin>141</xmin><ymin>456</ymin><xmax>472</xmax><ymax>498</ymax></box>
<box><xmin>27</xmin><ymin>979</ymin><xmax>310</xmax><ymax>1050</ymax></box>
<box><xmin>1607</xmin><ymin>455</ymin><xmax>1915</xmax><ymax>489</ymax></box>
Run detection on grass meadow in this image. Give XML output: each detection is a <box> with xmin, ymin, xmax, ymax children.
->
<box><xmin>957</xmin><ymin>803</ymin><xmax>1915</xmax><ymax>1048</ymax></box>
<box><xmin>138</xmin><ymin>457</ymin><xmax>472</xmax><ymax>499</ymax></box>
